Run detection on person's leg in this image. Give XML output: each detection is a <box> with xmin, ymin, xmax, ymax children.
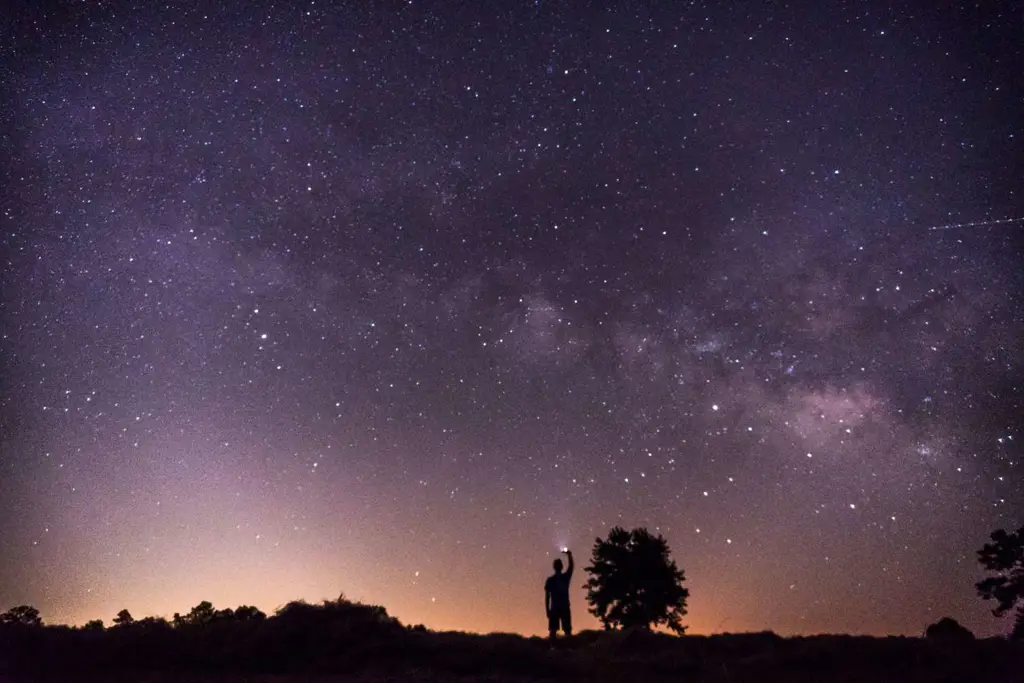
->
<box><xmin>562</xmin><ymin>609</ymin><xmax>573</xmax><ymax>636</ymax></box>
<box><xmin>548</xmin><ymin>612</ymin><xmax>559</xmax><ymax>639</ymax></box>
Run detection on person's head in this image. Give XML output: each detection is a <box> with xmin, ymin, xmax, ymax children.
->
<box><xmin>553</xmin><ymin>558</ymin><xmax>563</xmax><ymax>573</ymax></box>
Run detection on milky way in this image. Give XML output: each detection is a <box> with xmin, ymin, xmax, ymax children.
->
<box><xmin>1</xmin><ymin>2</ymin><xmax>1021</xmax><ymax>637</ymax></box>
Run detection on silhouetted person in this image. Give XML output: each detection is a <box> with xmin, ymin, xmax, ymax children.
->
<box><xmin>545</xmin><ymin>548</ymin><xmax>573</xmax><ymax>639</ymax></box>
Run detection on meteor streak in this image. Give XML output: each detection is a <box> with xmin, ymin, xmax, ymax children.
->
<box><xmin>927</xmin><ymin>216</ymin><xmax>1024</xmax><ymax>231</ymax></box>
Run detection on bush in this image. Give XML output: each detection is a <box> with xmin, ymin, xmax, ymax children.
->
<box><xmin>925</xmin><ymin>617</ymin><xmax>974</xmax><ymax>642</ymax></box>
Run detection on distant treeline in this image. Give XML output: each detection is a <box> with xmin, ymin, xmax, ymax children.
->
<box><xmin>0</xmin><ymin>595</ymin><xmax>1021</xmax><ymax>682</ymax></box>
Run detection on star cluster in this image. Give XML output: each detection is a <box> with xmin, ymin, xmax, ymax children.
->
<box><xmin>1</xmin><ymin>1</ymin><xmax>1021</xmax><ymax>637</ymax></box>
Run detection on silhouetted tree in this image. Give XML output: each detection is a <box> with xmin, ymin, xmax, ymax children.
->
<box><xmin>0</xmin><ymin>605</ymin><xmax>42</xmax><ymax>627</ymax></box>
<box><xmin>176</xmin><ymin>600</ymin><xmax>216</xmax><ymax>627</ymax></box>
<box><xmin>233</xmin><ymin>604</ymin><xmax>266</xmax><ymax>621</ymax></box>
<box><xmin>977</xmin><ymin>525</ymin><xmax>1024</xmax><ymax>639</ymax></box>
<box><xmin>113</xmin><ymin>608</ymin><xmax>134</xmax><ymax>626</ymax></box>
<box><xmin>924</xmin><ymin>617</ymin><xmax>974</xmax><ymax>641</ymax></box>
<box><xmin>275</xmin><ymin>599</ymin><xmax>312</xmax><ymax>618</ymax></box>
<box><xmin>135</xmin><ymin>616</ymin><xmax>171</xmax><ymax>630</ymax></box>
<box><xmin>584</xmin><ymin>526</ymin><xmax>689</xmax><ymax>633</ymax></box>
<box><xmin>83</xmin><ymin>619</ymin><xmax>105</xmax><ymax>630</ymax></box>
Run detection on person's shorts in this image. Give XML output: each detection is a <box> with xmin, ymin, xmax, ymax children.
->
<box><xmin>548</xmin><ymin>608</ymin><xmax>572</xmax><ymax>635</ymax></box>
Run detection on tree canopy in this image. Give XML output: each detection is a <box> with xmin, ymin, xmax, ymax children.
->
<box><xmin>924</xmin><ymin>617</ymin><xmax>974</xmax><ymax>641</ymax></box>
<box><xmin>976</xmin><ymin>524</ymin><xmax>1024</xmax><ymax>639</ymax></box>
<box><xmin>583</xmin><ymin>526</ymin><xmax>689</xmax><ymax>634</ymax></box>
<box><xmin>233</xmin><ymin>605</ymin><xmax>267</xmax><ymax>621</ymax></box>
<box><xmin>173</xmin><ymin>600</ymin><xmax>216</xmax><ymax>627</ymax></box>
<box><xmin>0</xmin><ymin>605</ymin><xmax>42</xmax><ymax>627</ymax></box>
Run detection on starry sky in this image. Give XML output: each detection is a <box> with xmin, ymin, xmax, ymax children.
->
<box><xmin>1</xmin><ymin>1</ymin><xmax>1021</xmax><ymax>638</ymax></box>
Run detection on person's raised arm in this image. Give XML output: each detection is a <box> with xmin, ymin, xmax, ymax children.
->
<box><xmin>565</xmin><ymin>549</ymin><xmax>574</xmax><ymax>579</ymax></box>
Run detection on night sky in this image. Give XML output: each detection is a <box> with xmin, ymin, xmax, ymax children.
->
<box><xmin>2</xmin><ymin>2</ymin><xmax>1021</xmax><ymax>638</ymax></box>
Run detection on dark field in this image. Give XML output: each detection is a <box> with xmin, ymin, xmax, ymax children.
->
<box><xmin>0</xmin><ymin>599</ymin><xmax>1019</xmax><ymax>682</ymax></box>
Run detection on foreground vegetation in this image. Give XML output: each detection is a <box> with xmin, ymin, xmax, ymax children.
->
<box><xmin>0</xmin><ymin>596</ymin><xmax>1020</xmax><ymax>682</ymax></box>
<box><xmin>1</xmin><ymin>523</ymin><xmax>1019</xmax><ymax>680</ymax></box>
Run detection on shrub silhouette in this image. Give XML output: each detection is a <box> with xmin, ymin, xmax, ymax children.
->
<box><xmin>0</xmin><ymin>593</ymin><xmax>1022</xmax><ymax>681</ymax></box>
<box><xmin>584</xmin><ymin>526</ymin><xmax>689</xmax><ymax>633</ymax></box>
<box><xmin>113</xmin><ymin>608</ymin><xmax>134</xmax><ymax>626</ymax></box>
<box><xmin>0</xmin><ymin>604</ymin><xmax>42</xmax><ymax>626</ymax></box>
<box><xmin>83</xmin><ymin>619</ymin><xmax>105</xmax><ymax>630</ymax></box>
<box><xmin>233</xmin><ymin>604</ymin><xmax>266</xmax><ymax>621</ymax></box>
<box><xmin>924</xmin><ymin>617</ymin><xmax>974</xmax><ymax>641</ymax></box>
<box><xmin>977</xmin><ymin>524</ymin><xmax>1024</xmax><ymax>638</ymax></box>
<box><xmin>182</xmin><ymin>600</ymin><xmax>216</xmax><ymax>626</ymax></box>
<box><xmin>135</xmin><ymin>615</ymin><xmax>171</xmax><ymax>629</ymax></box>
